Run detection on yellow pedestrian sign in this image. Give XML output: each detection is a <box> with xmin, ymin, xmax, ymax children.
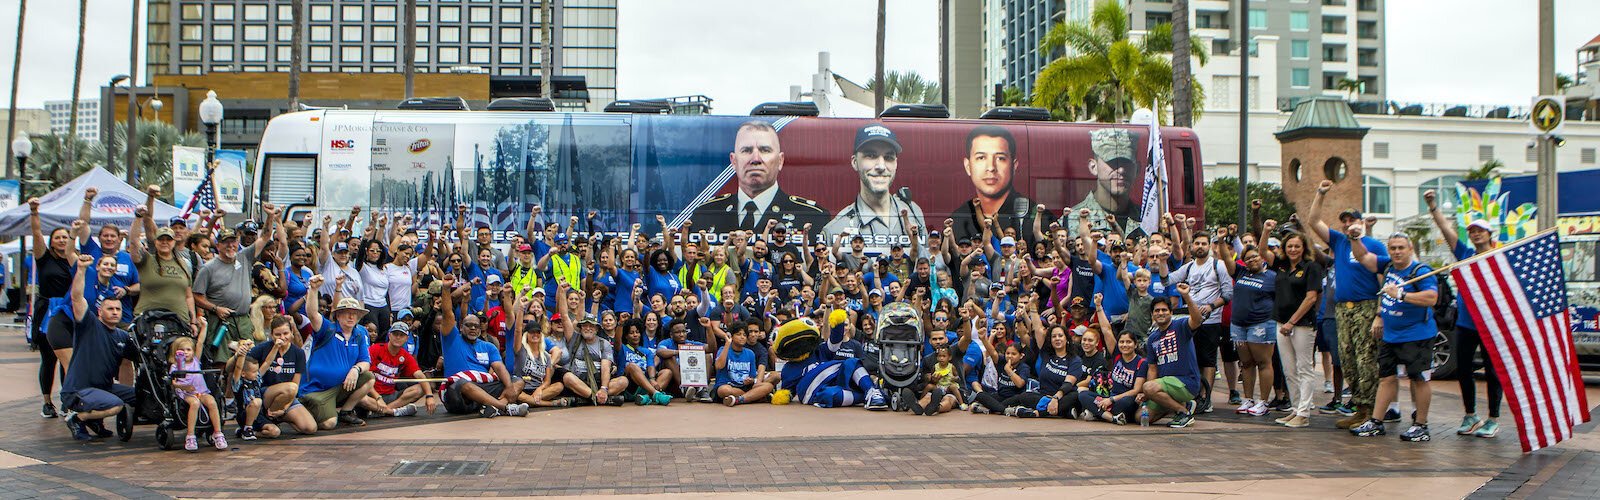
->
<box><xmin>1530</xmin><ymin>96</ymin><xmax>1564</xmax><ymax>134</ymax></box>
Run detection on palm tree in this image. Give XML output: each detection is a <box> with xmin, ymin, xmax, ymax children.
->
<box><xmin>1557</xmin><ymin>73</ymin><xmax>1575</xmax><ymax>90</ymax></box>
<box><xmin>63</xmin><ymin>0</ymin><xmax>88</xmax><ymax>170</ymax></box>
<box><xmin>864</xmin><ymin>71</ymin><xmax>943</xmax><ymax>104</ymax></box>
<box><xmin>1335</xmin><ymin>78</ymin><xmax>1364</xmax><ymax>100</ymax></box>
<box><xmin>999</xmin><ymin>86</ymin><xmax>1026</xmax><ymax>107</ymax></box>
<box><xmin>1033</xmin><ymin>0</ymin><xmax>1207</xmax><ymax>123</ymax></box>
<box><xmin>23</xmin><ymin>133</ymin><xmax>103</xmax><ymax>198</ymax></box>
<box><xmin>4</xmin><ymin>0</ymin><xmax>26</xmax><ymax>177</ymax></box>
<box><xmin>1170</xmin><ymin>0</ymin><xmax>1194</xmax><ymax>127</ymax></box>
<box><xmin>104</xmin><ymin>119</ymin><xmax>207</xmax><ymax>194</ymax></box>
<box><xmin>1466</xmin><ymin>159</ymin><xmax>1503</xmax><ymax>181</ymax></box>
<box><xmin>403</xmin><ymin>0</ymin><xmax>416</xmax><ymax>98</ymax></box>
<box><xmin>289</xmin><ymin>0</ymin><xmax>304</xmax><ymax>109</ymax></box>
<box><xmin>874</xmin><ymin>0</ymin><xmax>886</xmax><ymax>115</ymax></box>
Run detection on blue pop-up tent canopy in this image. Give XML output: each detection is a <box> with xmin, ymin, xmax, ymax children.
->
<box><xmin>0</xmin><ymin>167</ymin><xmax>185</xmax><ymax>236</ymax></box>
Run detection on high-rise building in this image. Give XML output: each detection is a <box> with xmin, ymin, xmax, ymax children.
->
<box><xmin>44</xmin><ymin>99</ymin><xmax>100</xmax><ymax>141</ymax></box>
<box><xmin>143</xmin><ymin>0</ymin><xmax>617</xmax><ymax>110</ymax></box>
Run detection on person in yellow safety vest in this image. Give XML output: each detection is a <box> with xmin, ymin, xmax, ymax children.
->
<box><xmin>542</xmin><ymin>233</ymin><xmax>584</xmax><ymax>303</ymax></box>
<box><xmin>701</xmin><ymin>246</ymin><xmax>734</xmax><ymax>302</ymax></box>
<box><xmin>509</xmin><ymin>243</ymin><xmax>540</xmax><ymax>300</ymax></box>
<box><xmin>676</xmin><ymin>242</ymin><xmax>707</xmax><ymax>298</ymax></box>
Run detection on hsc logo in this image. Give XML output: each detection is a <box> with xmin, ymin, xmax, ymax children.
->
<box><xmin>330</xmin><ymin>139</ymin><xmax>358</xmax><ymax>150</ymax></box>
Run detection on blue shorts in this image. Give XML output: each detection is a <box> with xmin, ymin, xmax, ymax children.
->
<box><xmin>63</xmin><ymin>385</ymin><xmax>135</xmax><ymax>413</ymax></box>
<box><xmin>1317</xmin><ymin>318</ymin><xmax>1341</xmax><ymax>365</ymax></box>
<box><xmin>1230</xmin><ymin>322</ymin><xmax>1277</xmax><ymax>344</ymax></box>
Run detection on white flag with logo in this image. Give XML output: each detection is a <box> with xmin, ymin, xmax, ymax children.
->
<box><xmin>1139</xmin><ymin>114</ymin><xmax>1167</xmax><ymax>236</ymax></box>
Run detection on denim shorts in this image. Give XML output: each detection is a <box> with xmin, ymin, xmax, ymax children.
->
<box><xmin>1230</xmin><ymin>321</ymin><xmax>1277</xmax><ymax>344</ymax></box>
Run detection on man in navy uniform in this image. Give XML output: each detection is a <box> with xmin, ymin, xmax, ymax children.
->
<box><xmin>694</xmin><ymin>121</ymin><xmax>828</xmax><ymax>242</ymax></box>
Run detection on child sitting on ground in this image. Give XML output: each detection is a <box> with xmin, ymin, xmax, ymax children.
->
<box><xmin>912</xmin><ymin>348</ymin><xmax>964</xmax><ymax>416</ymax></box>
<box><xmin>170</xmin><ymin>335</ymin><xmax>227</xmax><ymax>452</ymax></box>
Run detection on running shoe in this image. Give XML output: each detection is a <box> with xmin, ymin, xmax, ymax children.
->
<box><xmin>1335</xmin><ymin>402</ymin><xmax>1356</xmax><ymax>417</ymax></box>
<box><xmin>212</xmin><ymin>432</ymin><xmax>228</xmax><ymax>450</ymax></box>
<box><xmin>42</xmin><ymin>402</ymin><xmax>57</xmax><ymax>419</ymax></box>
<box><xmin>1317</xmin><ymin>399</ymin><xmax>1342</xmax><ymax>415</ymax></box>
<box><xmin>652</xmin><ymin>392</ymin><xmax>673</xmax><ymax>406</ymax></box>
<box><xmin>393</xmin><ymin>404</ymin><xmax>419</xmax><ymax>417</ymax></box>
<box><xmin>1351</xmin><ymin>419</ymin><xmax>1386</xmax><ymax>437</ymax></box>
<box><xmin>1185</xmin><ymin>399</ymin><xmax>1199</xmax><ymax>415</ymax></box>
<box><xmin>971</xmin><ymin>404</ymin><xmax>990</xmax><ymax>415</ymax></box>
<box><xmin>1196</xmin><ymin>398</ymin><xmax>1214</xmax><ymax>414</ymax></box>
<box><xmin>337</xmin><ymin>411</ymin><xmax>366</xmax><ymax>426</ymax></box>
<box><xmin>1110</xmin><ymin>413</ymin><xmax>1127</xmax><ymax>426</ymax></box>
<box><xmin>1341</xmin><ymin>387</ymin><xmax>1351</xmax><ymax>397</ymax></box>
<box><xmin>1270</xmin><ymin>398</ymin><xmax>1292</xmax><ymax>412</ymax></box>
<box><xmin>1228</xmin><ymin>390</ymin><xmax>1242</xmax><ymax>405</ymax></box>
<box><xmin>1456</xmin><ymin>415</ymin><xmax>1483</xmax><ymax>435</ymax></box>
<box><xmin>1324</xmin><ymin>382</ymin><xmax>1334</xmax><ymax>394</ymax></box>
<box><xmin>724</xmin><ymin>395</ymin><xmax>740</xmax><ymax>407</ymax></box>
<box><xmin>86</xmin><ymin>419</ymin><xmax>112</xmax><ymax>438</ymax></box>
<box><xmin>696</xmin><ymin>389</ymin><xmax>714</xmax><ymax>404</ymax></box>
<box><xmin>507</xmin><ymin>403</ymin><xmax>531</xmax><ymax>416</ymax></box>
<box><xmin>1247</xmin><ymin>400</ymin><xmax>1270</xmax><ymax>416</ymax></box>
<box><xmin>1235</xmin><ymin>398</ymin><xmax>1256</xmax><ymax>414</ymax></box>
<box><xmin>241</xmin><ymin>425</ymin><xmax>257</xmax><ymax>441</ymax></box>
<box><xmin>1168</xmin><ymin>412</ymin><xmax>1195</xmax><ymax>428</ymax></box>
<box><xmin>863</xmin><ymin>388</ymin><xmax>888</xmax><ymax>411</ymax></box>
<box><xmin>682</xmin><ymin>387</ymin><xmax>698</xmax><ymax>402</ymax></box>
<box><xmin>635</xmin><ymin>390</ymin><xmax>653</xmax><ymax>406</ymax></box>
<box><xmin>64</xmin><ymin>412</ymin><xmax>91</xmax><ymax>441</ymax></box>
<box><xmin>1383</xmin><ymin>407</ymin><xmax>1402</xmax><ymax>423</ymax></box>
<box><xmin>1073</xmin><ymin>408</ymin><xmax>1091</xmax><ymax>421</ymax></box>
<box><xmin>1473</xmin><ymin>419</ymin><xmax>1500</xmax><ymax>438</ymax></box>
<box><xmin>1012</xmin><ymin>407</ymin><xmax>1039</xmax><ymax>418</ymax></box>
<box><xmin>184</xmin><ymin>434</ymin><xmax>198</xmax><ymax>452</ymax></box>
<box><xmin>479</xmin><ymin>405</ymin><xmax>501</xmax><ymax>418</ymax></box>
<box><xmin>1400</xmin><ymin>423</ymin><xmax>1431</xmax><ymax>442</ymax></box>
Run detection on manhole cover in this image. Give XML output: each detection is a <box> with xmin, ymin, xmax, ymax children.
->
<box><xmin>389</xmin><ymin>460</ymin><xmax>492</xmax><ymax>476</ymax></box>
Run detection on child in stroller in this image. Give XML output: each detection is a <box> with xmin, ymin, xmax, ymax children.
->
<box><xmin>169</xmin><ymin>333</ymin><xmax>227</xmax><ymax>451</ymax></box>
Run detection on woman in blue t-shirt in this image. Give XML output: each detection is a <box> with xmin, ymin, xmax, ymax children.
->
<box><xmin>615</xmin><ymin>319</ymin><xmax>672</xmax><ymax>406</ymax></box>
<box><xmin>1002</xmin><ymin>325</ymin><xmax>1081</xmax><ymax>418</ymax></box>
<box><xmin>643</xmin><ymin>249</ymin><xmax>681</xmax><ymax>309</ymax></box>
<box><xmin>1230</xmin><ymin>246</ymin><xmax>1278</xmax><ymax>417</ymax></box>
<box><xmin>1077</xmin><ymin>330</ymin><xmax>1149</xmax><ymax>424</ymax></box>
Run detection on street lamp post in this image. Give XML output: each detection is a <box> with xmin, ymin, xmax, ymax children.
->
<box><xmin>13</xmin><ymin>133</ymin><xmax>31</xmax><ymax>309</ymax></box>
<box><xmin>106</xmin><ymin>74</ymin><xmax>129</xmax><ymax>172</ymax></box>
<box><xmin>198</xmin><ymin>90</ymin><xmax>224</xmax><ymax>166</ymax></box>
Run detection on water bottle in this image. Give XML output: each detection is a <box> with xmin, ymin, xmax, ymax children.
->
<box><xmin>1139</xmin><ymin>407</ymin><xmax>1150</xmax><ymax>427</ymax></box>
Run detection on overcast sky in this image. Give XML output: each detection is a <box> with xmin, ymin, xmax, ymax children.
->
<box><xmin>0</xmin><ymin>0</ymin><xmax>1595</xmax><ymax>114</ymax></box>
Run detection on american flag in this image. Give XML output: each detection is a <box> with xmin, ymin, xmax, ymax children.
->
<box><xmin>1453</xmin><ymin>230</ymin><xmax>1591</xmax><ymax>453</ymax></box>
<box><xmin>178</xmin><ymin>163</ymin><xmax>218</xmax><ymax>219</ymax></box>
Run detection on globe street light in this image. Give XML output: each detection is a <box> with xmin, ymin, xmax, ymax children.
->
<box><xmin>198</xmin><ymin>90</ymin><xmax>223</xmax><ymax>166</ymax></box>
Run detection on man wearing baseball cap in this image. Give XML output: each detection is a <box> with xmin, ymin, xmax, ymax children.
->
<box><xmin>194</xmin><ymin>203</ymin><xmax>281</xmax><ymax>361</ymax></box>
<box><xmin>1423</xmin><ymin>189</ymin><xmax>1505</xmax><ymax>439</ymax></box>
<box><xmin>823</xmin><ymin>122</ymin><xmax>928</xmax><ymax>253</ymax></box>
<box><xmin>1308</xmin><ymin>180</ymin><xmax>1390</xmax><ymax>429</ymax></box>
<box><xmin>1062</xmin><ymin>128</ymin><xmax>1142</xmax><ymax>238</ymax></box>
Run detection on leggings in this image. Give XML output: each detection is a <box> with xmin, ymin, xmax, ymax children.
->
<box><xmin>973</xmin><ymin>391</ymin><xmax>1013</xmax><ymax>413</ymax></box>
<box><xmin>1455</xmin><ymin>326</ymin><xmax>1502</xmax><ymax>418</ymax></box>
<box><xmin>1001</xmin><ymin>391</ymin><xmax>1044</xmax><ymax>410</ymax></box>
<box><xmin>1076</xmin><ymin>391</ymin><xmax>1139</xmax><ymax>421</ymax></box>
<box><xmin>33</xmin><ymin>297</ymin><xmax>60</xmax><ymax>398</ymax></box>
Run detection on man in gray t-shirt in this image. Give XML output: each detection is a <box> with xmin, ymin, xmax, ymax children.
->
<box><xmin>193</xmin><ymin>218</ymin><xmax>273</xmax><ymax>359</ymax></box>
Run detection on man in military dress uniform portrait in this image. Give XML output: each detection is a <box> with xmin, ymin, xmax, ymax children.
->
<box><xmin>823</xmin><ymin>123</ymin><xmax>927</xmax><ymax>253</ymax></box>
<box><xmin>694</xmin><ymin>120</ymin><xmax>829</xmax><ymax>242</ymax></box>
<box><xmin>1061</xmin><ymin>128</ymin><xmax>1143</xmax><ymax>239</ymax></box>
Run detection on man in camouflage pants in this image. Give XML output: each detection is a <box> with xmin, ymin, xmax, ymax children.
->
<box><xmin>1308</xmin><ymin>180</ymin><xmax>1389</xmax><ymax>428</ymax></box>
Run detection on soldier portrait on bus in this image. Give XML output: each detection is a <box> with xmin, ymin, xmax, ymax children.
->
<box><xmin>1061</xmin><ymin>128</ymin><xmax>1144</xmax><ymax>238</ymax></box>
<box><xmin>693</xmin><ymin>120</ymin><xmax>828</xmax><ymax>242</ymax></box>
<box><xmin>822</xmin><ymin>122</ymin><xmax>928</xmax><ymax>253</ymax></box>
<box><xmin>948</xmin><ymin>125</ymin><xmax>1041</xmax><ymax>248</ymax></box>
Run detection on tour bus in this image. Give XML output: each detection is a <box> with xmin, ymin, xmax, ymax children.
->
<box><xmin>250</xmin><ymin>106</ymin><xmax>1205</xmax><ymax>252</ymax></box>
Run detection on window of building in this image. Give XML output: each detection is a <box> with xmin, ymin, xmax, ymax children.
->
<box><xmin>414</xmin><ymin>48</ymin><xmax>428</xmax><ymax>63</ymax></box>
<box><xmin>1363</xmin><ymin>175</ymin><xmax>1391</xmax><ymax>214</ymax></box>
<box><xmin>278</xmin><ymin>5</ymin><xmax>293</xmax><ymax>21</ymax></box>
<box><xmin>374</xmin><ymin>6</ymin><xmax>397</xmax><ymax>22</ymax></box>
<box><xmin>1291</xmin><ymin>68</ymin><xmax>1310</xmax><ymax>88</ymax></box>
<box><xmin>439</xmin><ymin>47</ymin><xmax>460</xmax><ymax>64</ymax></box>
<box><xmin>180</xmin><ymin>45</ymin><xmax>202</xmax><ymax>62</ymax></box>
<box><xmin>181</xmin><ymin>4</ymin><xmax>203</xmax><ymax>20</ymax></box>
<box><xmin>212</xmin><ymin>45</ymin><xmax>234</xmax><ymax>62</ymax></box>
<box><xmin>501</xmin><ymin>7</ymin><xmax>522</xmax><ymax>23</ymax></box>
<box><xmin>373</xmin><ymin>46</ymin><xmax>396</xmax><ymax>63</ymax></box>
<box><xmin>562</xmin><ymin>28</ymin><xmax>616</xmax><ymax>47</ymax></box>
<box><xmin>342</xmin><ymin>26</ymin><xmax>363</xmax><ymax>42</ymax></box>
<box><xmin>500</xmin><ymin>27</ymin><xmax>521</xmax><ymax>43</ymax></box>
<box><xmin>470</xmin><ymin>27</ymin><xmax>490</xmax><ymax>43</ymax></box>
<box><xmin>342</xmin><ymin>5</ymin><xmax>363</xmax><ymax>22</ymax></box>
<box><xmin>213</xmin><ymin>4</ymin><xmax>235</xmax><ymax>21</ymax></box>
<box><xmin>213</xmin><ymin>24</ymin><xmax>235</xmax><ymax>41</ymax></box>
<box><xmin>311</xmin><ymin>25</ymin><xmax>332</xmax><ymax>42</ymax></box>
<box><xmin>374</xmin><ymin>26</ymin><xmax>396</xmax><ymax>42</ymax></box>
<box><xmin>180</xmin><ymin>65</ymin><xmax>202</xmax><ymax>75</ymax></box>
<box><xmin>277</xmin><ymin>25</ymin><xmax>293</xmax><ymax>42</ymax></box>
<box><xmin>310</xmin><ymin>5</ymin><xmax>332</xmax><ymax>22</ymax></box>
<box><xmin>1291</xmin><ymin>39</ymin><xmax>1308</xmax><ymax>59</ymax></box>
<box><xmin>243</xmin><ymin>25</ymin><xmax>268</xmax><ymax>41</ymax></box>
<box><xmin>1422</xmin><ymin>143</ymin><xmax>1438</xmax><ymax>160</ymax></box>
<box><xmin>244</xmin><ymin>4</ymin><xmax>268</xmax><ymax>21</ymax></box>
<box><xmin>415</xmin><ymin>6</ymin><xmax>430</xmax><ymax>22</ymax></box>
<box><xmin>439</xmin><ymin>6</ymin><xmax>460</xmax><ymax>22</ymax></box>
<box><xmin>242</xmin><ymin>65</ymin><xmax>267</xmax><ymax>72</ymax></box>
<box><xmin>277</xmin><ymin>46</ymin><xmax>292</xmax><ymax>62</ymax></box>
<box><xmin>309</xmin><ymin>65</ymin><xmax>331</xmax><ymax>73</ymax></box>
<box><xmin>500</xmin><ymin>67</ymin><xmax>523</xmax><ymax>76</ymax></box>
<box><xmin>1249</xmin><ymin>10</ymin><xmax>1267</xmax><ymax>29</ymax></box>
<box><xmin>563</xmin><ymin>7</ymin><xmax>616</xmax><ymax>26</ymax></box>
<box><xmin>180</xmin><ymin>24</ymin><xmax>203</xmax><ymax>41</ymax></box>
<box><xmin>341</xmin><ymin>46</ymin><xmax>363</xmax><ymax>63</ymax></box>
<box><xmin>469</xmin><ymin>47</ymin><xmax>490</xmax><ymax>64</ymax></box>
<box><xmin>440</xmin><ymin>26</ymin><xmax>460</xmax><ymax>43</ymax></box>
<box><xmin>310</xmin><ymin>45</ymin><xmax>332</xmax><ymax>62</ymax></box>
<box><xmin>470</xmin><ymin>7</ymin><xmax>491</xmax><ymax>23</ymax></box>
<box><xmin>1417</xmin><ymin>175</ymin><xmax>1465</xmax><ymax>212</ymax></box>
<box><xmin>1478</xmin><ymin>145</ymin><xmax>1495</xmax><ymax>162</ymax></box>
<box><xmin>499</xmin><ymin>47</ymin><xmax>521</xmax><ymax>64</ymax></box>
<box><xmin>243</xmin><ymin>45</ymin><xmax>267</xmax><ymax>62</ymax></box>
<box><xmin>1289</xmin><ymin>11</ymin><xmax>1308</xmax><ymax>31</ymax></box>
<box><xmin>414</xmin><ymin>27</ymin><xmax>430</xmax><ymax>43</ymax></box>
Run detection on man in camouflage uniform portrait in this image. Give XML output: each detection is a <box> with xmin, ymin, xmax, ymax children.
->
<box><xmin>1061</xmin><ymin>128</ymin><xmax>1143</xmax><ymax>239</ymax></box>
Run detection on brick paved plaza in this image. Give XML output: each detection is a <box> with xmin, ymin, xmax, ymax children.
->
<box><xmin>0</xmin><ymin>335</ymin><xmax>1594</xmax><ymax>499</ymax></box>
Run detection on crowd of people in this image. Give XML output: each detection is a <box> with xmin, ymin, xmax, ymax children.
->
<box><xmin>27</xmin><ymin>179</ymin><xmax>1507</xmax><ymax>451</ymax></box>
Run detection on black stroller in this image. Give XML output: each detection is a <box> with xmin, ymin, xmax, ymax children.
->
<box><xmin>876</xmin><ymin>302</ymin><xmax>926</xmax><ymax>412</ymax></box>
<box><xmin>120</xmin><ymin>310</ymin><xmax>225</xmax><ymax>450</ymax></box>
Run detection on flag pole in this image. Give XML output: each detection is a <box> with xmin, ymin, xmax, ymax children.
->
<box><xmin>1398</xmin><ymin>227</ymin><xmax>1561</xmax><ymax>287</ymax></box>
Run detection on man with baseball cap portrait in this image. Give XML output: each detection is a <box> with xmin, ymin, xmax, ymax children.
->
<box><xmin>823</xmin><ymin>122</ymin><xmax>928</xmax><ymax>252</ymax></box>
<box><xmin>1062</xmin><ymin>128</ymin><xmax>1143</xmax><ymax>238</ymax></box>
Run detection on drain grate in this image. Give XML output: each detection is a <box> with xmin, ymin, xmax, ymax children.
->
<box><xmin>389</xmin><ymin>460</ymin><xmax>492</xmax><ymax>476</ymax></box>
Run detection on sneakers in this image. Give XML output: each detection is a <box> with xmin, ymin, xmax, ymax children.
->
<box><xmin>863</xmin><ymin>388</ymin><xmax>888</xmax><ymax>411</ymax></box>
<box><xmin>1274</xmin><ymin>414</ymin><xmax>1295</xmax><ymax>425</ymax></box>
<box><xmin>212</xmin><ymin>432</ymin><xmax>228</xmax><ymax>450</ymax></box>
<box><xmin>724</xmin><ymin>395</ymin><xmax>740</xmax><ymax>407</ymax></box>
<box><xmin>42</xmin><ymin>402</ymin><xmax>58</xmax><ymax>419</ymax></box>
<box><xmin>1196</xmin><ymin>398</ymin><xmax>1214</xmax><ymax>414</ymax></box>
<box><xmin>1185</xmin><ymin>399</ymin><xmax>1199</xmax><ymax>415</ymax></box>
<box><xmin>1246</xmin><ymin>400</ymin><xmax>1270</xmax><ymax>417</ymax></box>
<box><xmin>696</xmin><ymin>389</ymin><xmax>715</xmax><ymax>404</ymax></box>
<box><xmin>1228</xmin><ymin>390</ymin><xmax>1242</xmax><ymax>405</ymax></box>
<box><xmin>1011</xmin><ymin>407</ymin><xmax>1039</xmax><ymax>418</ymax></box>
<box><xmin>1073</xmin><ymin>408</ymin><xmax>1091</xmax><ymax>421</ymax></box>
<box><xmin>336</xmin><ymin>411</ymin><xmax>366</xmax><ymax>427</ymax></box>
<box><xmin>1235</xmin><ymin>398</ymin><xmax>1256</xmax><ymax>414</ymax></box>
<box><xmin>86</xmin><ymin>419</ymin><xmax>113</xmax><ymax>438</ymax></box>
<box><xmin>1110</xmin><ymin>413</ymin><xmax>1127</xmax><ymax>426</ymax></box>
<box><xmin>64</xmin><ymin>412</ymin><xmax>92</xmax><ymax>441</ymax></box>
<box><xmin>1456</xmin><ymin>415</ymin><xmax>1484</xmax><ymax>435</ymax></box>
<box><xmin>1383</xmin><ymin>407</ymin><xmax>1402</xmax><ymax>423</ymax></box>
<box><xmin>1351</xmin><ymin>419</ymin><xmax>1387</xmax><ymax>437</ymax></box>
<box><xmin>1473</xmin><ymin>419</ymin><xmax>1500</xmax><ymax>438</ymax></box>
<box><xmin>506</xmin><ymin>403</ymin><xmax>530</xmax><ymax>416</ymax></box>
<box><xmin>240</xmin><ymin>425</ymin><xmax>257</xmax><ymax>441</ymax></box>
<box><xmin>1284</xmin><ymin>415</ymin><xmax>1311</xmax><ymax>428</ymax></box>
<box><xmin>479</xmin><ymin>405</ymin><xmax>501</xmax><ymax>419</ymax></box>
<box><xmin>652</xmin><ymin>392</ymin><xmax>673</xmax><ymax>406</ymax></box>
<box><xmin>681</xmin><ymin>387</ymin><xmax>698</xmax><ymax>402</ymax></box>
<box><xmin>184</xmin><ymin>434</ymin><xmax>199</xmax><ymax>452</ymax></box>
<box><xmin>1168</xmin><ymin>412</ymin><xmax>1195</xmax><ymax>428</ymax></box>
<box><xmin>1324</xmin><ymin>382</ymin><xmax>1334</xmax><ymax>394</ymax></box>
<box><xmin>971</xmin><ymin>404</ymin><xmax>991</xmax><ymax>415</ymax></box>
<box><xmin>1335</xmin><ymin>403</ymin><xmax>1356</xmax><ymax>417</ymax></box>
<box><xmin>1270</xmin><ymin>398</ymin><xmax>1292</xmax><ymax>412</ymax></box>
<box><xmin>635</xmin><ymin>390</ymin><xmax>653</xmax><ymax>406</ymax></box>
<box><xmin>1400</xmin><ymin>423</ymin><xmax>1431</xmax><ymax>442</ymax></box>
<box><xmin>393</xmin><ymin>404</ymin><xmax>419</xmax><ymax>417</ymax></box>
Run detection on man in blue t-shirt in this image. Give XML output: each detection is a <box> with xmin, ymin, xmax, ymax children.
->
<box><xmin>436</xmin><ymin>275</ymin><xmax>528</xmax><ymax>418</ymax></box>
<box><xmin>1308</xmin><ymin>179</ymin><xmax>1390</xmax><ymax>428</ymax></box>
<box><xmin>299</xmin><ymin>283</ymin><xmax>375</xmax><ymax>431</ymax></box>
<box><xmin>1141</xmin><ymin>288</ymin><xmax>1204</xmax><ymax>428</ymax></box>
<box><xmin>59</xmin><ymin>254</ymin><xmax>137</xmax><ymax>441</ymax></box>
<box><xmin>1424</xmin><ymin>190</ymin><xmax>1504</xmax><ymax>439</ymax></box>
<box><xmin>1351</xmin><ymin>233</ymin><xmax>1439</xmax><ymax>443</ymax></box>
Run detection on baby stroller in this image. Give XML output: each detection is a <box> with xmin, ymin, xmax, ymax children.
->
<box><xmin>875</xmin><ymin>302</ymin><xmax>925</xmax><ymax>412</ymax></box>
<box><xmin>123</xmin><ymin>310</ymin><xmax>224</xmax><ymax>450</ymax></box>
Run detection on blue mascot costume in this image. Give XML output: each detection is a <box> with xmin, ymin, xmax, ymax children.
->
<box><xmin>770</xmin><ymin>310</ymin><xmax>887</xmax><ymax>409</ymax></box>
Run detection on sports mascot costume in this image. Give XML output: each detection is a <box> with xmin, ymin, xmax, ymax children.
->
<box><xmin>769</xmin><ymin>310</ymin><xmax>887</xmax><ymax>409</ymax></box>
